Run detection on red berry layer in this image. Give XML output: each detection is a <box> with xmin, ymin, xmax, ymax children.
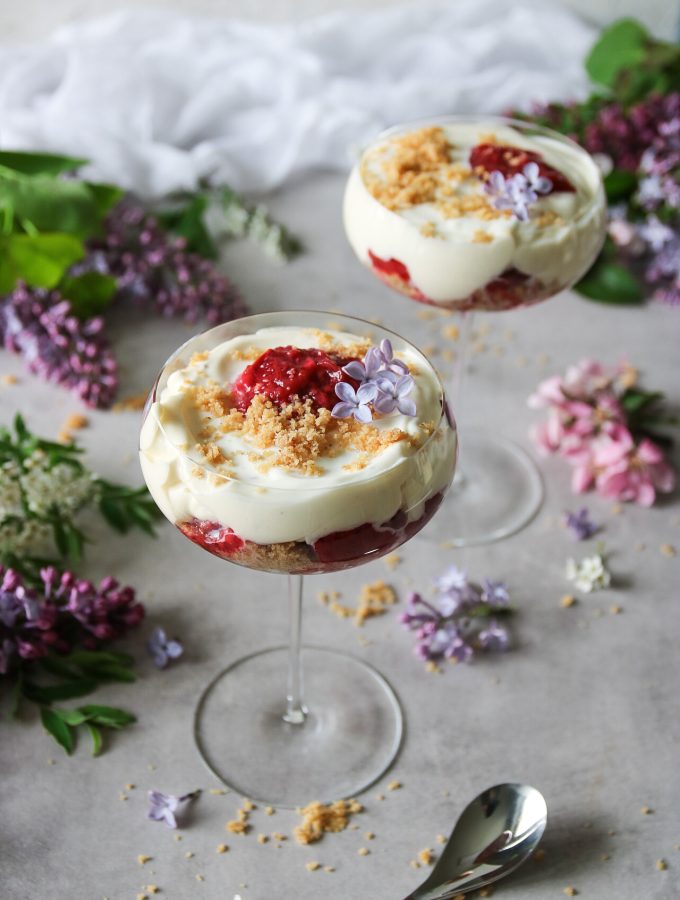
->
<box><xmin>232</xmin><ymin>346</ymin><xmax>358</xmax><ymax>412</ymax></box>
<box><xmin>469</xmin><ymin>143</ymin><xmax>575</xmax><ymax>193</ymax></box>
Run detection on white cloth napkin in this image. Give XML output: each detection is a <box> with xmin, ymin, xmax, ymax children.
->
<box><xmin>0</xmin><ymin>2</ymin><xmax>596</xmax><ymax>197</ymax></box>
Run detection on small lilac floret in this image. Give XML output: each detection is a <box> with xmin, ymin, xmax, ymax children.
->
<box><xmin>478</xmin><ymin>619</ymin><xmax>509</xmax><ymax>651</ymax></box>
<box><xmin>373</xmin><ymin>373</ymin><xmax>416</xmax><ymax>417</ymax></box>
<box><xmin>147</xmin><ymin>626</ymin><xmax>184</xmax><ymax>669</ymax></box>
<box><xmin>147</xmin><ymin>789</ymin><xmax>200</xmax><ymax>829</ymax></box>
<box><xmin>331</xmin><ymin>381</ymin><xmax>378</xmax><ymax>424</ymax></box>
<box><xmin>564</xmin><ymin>508</ymin><xmax>600</xmax><ymax>541</ymax></box>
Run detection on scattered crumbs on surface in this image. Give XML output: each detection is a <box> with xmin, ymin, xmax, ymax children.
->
<box><xmin>660</xmin><ymin>543</ymin><xmax>677</xmax><ymax>558</ymax></box>
<box><xmin>423</xmin><ymin>344</ymin><xmax>438</xmax><ymax>357</ymax></box>
<box><xmin>216</xmin><ymin>844</ymin><xmax>229</xmax><ymax>854</ymax></box>
<box><xmin>656</xmin><ymin>859</ymin><xmax>668</xmax><ymax>871</ymax></box>
<box><xmin>443</xmin><ymin>324</ymin><xmax>460</xmax><ymax>341</ymax></box>
<box><xmin>364</xmin><ymin>832</ymin><xmax>375</xmax><ymax>841</ymax></box>
<box><xmin>600</xmin><ymin>853</ymin><xmax>610</xmax><ymax>861</ymax></box>
<box><xmin>441</xmin><ymin>348</ymin><xmax>456</xmax><ymax>363</ymax></box>
<box><xmin>409</xmin><ymin>859</ymin><xmax>420</xmax><ymax>869</ymax></box>
<box><xmin>323</xmin><ymin>866</ymin><xmax>335</xmax><ymax>873</ymax></box>
<box><xmin>478</xmin><ymin>888</ymin><xmax>494</xmax><ymax>897</ymax></box>
<box><xmin>375</xmin><ymin>794</ymin><xmax>385</xmax><ymax>801</ymax></box>
<box><xmin>0</xmin><ymin>373</ymin><xmax>18</xmax><ymax>385</ymax></box>
<box><xmin>137</xmin><ymin>856</ymin><xmax>152</xmax><ymax>866</ymax></box>
<box><xmin>195</xmin><ymin>873</ymin><xmax>205</xmax><ymax>882</ymax></box>
<box><xmin>533</xmin><ymin>848</ymin><xmax>546</xmax><ymax>862</ymax></box>
<box><xmin>417</xmin><ymin>309</ymin><xmax>435</xmax><ymax>321</ymax></box>
<box><xmin>47</xmin><ymin>758</ymin><xmax>56</xmax><ymax>766</ymax></box>
<box><xmin>119</xmin><ymin>793</ymin><xmax>128</xmax><ymax>801</ymax></box>
<box><xmin>137</xmin><ymin>894</ymin><xmax>148</xmax><ymax>900</ymax></box>
<box><xmin>453</xmin><ymin>894</ymin><xmax>466</xmax><ymax>900</ymax></box>
<box><xmin>436</xmin><ymin>835</ymin><xmax>447</xmax><ymax>845</ymax></box>
<box><xmin>358</xmin><ymin>847</ymin><xmax>370</xmax><ymax>856</ymax></box>
<box><xmin>349</xmin><ymin>824</ymin><xmax>360</xmax><ymax>831</ymax></box>
<box><xmin>641</xmin><ymin>806</ymin><xmax>654</xmax><ymax>815</ymax></box>
<box><xmin>563</xmin><ymin>888</ymin><xmax>578</xmax><ymax>897</ymax></box>
<box><xmin>226</xmin><ymin>820</ymin><xmax>249</xmax><ymax>835</ymax></box>
<box><xmin>610</xmin><ymin>604</ymin><xmax>622</xmax><ymax>615</ymax></box>
<box><xmin>355</xmin><ymin>580</ymin><xmax>398</xmax><ymax>626</ymax></box>
<box><xmin>174</xmin><ymin>835</ymin><xmax>182</xmax><ymax>842</ymax></box>
<box><xmin>611</xmin><ymin>503</ymin><xmax>623</xmax><ymax>516</ymax></box>
<box><xmin>209</xmin><ymin>788</ymin><xmax>227</xmax><ymax>795</ymax></box>
<box><xmin>257</xmin><ymin>834</ymin><xmax>269</xmax><ymax>845</ymax></box>
<box><xmin>148</xmin><ymin>764</ymin><xmax>157</xmax><ymax>772</ymax></box>
<box><xmin>441</xmin><ymin>789</ymin><xmax>450</xmax><ymax>797</ymax></box>
<box><xmin>418</xmin><ymin>848</ymin><xmax>434</xmax><ymax>866</ymax></box>
<box><xmin>425</xmin><ymin>660</ymin><xmax>441</xmax><ymax>674</ymax></box>
<box><xmin>112</xmin><ymin>392</ymin><xmax>148</xmax><ymax>412</ymax></box>
<box><xmin>242</xmin><ymin>799</ymin><xmax>255</xmax><ymax>811</ymax></box>
<box><xmin>146</xmin><ymin>887</ymin><xmax>159</xmax><ymax>895</ymax></box>
<box><xmin>608</xmin><ymin>830</ymin><xmax>617</xmax><ymax>836</ymax></box>
<box><xmin>636</xmin><ymin>542</ymin><xmax>646</xmax><ymax>552</ymax></box>
<box><xmin>184</xmin><ymin>851</ymin><xmax>194</xmax><ymax>859</ymax></box>
<box><xmin>264</xmin><ymin>806</ymin><xmax>275</xmax><ymax>816</ymax></box>
<box><xmin>294</xmin><ymin>799</ymin><xmax>363</xmax><ymax>845</ymax></box>
<box><xmin>383</xmin><ymin>553</ymin><xmax>402</xmax><ymax>570</ymax></box>
<box><xmin>305</xmin><ymin>862</ymin><xmax>321</xmax><ymax>872</ymax></box>
<box><xmin>560</xmin><ymin>594</ymin><xmax>576</xmax><ymax>608</ymax></box>
<box><xmin>388</xmin><ymin>780</ymin><xmax>402</xmax><ymax>791</ymax></box>
<box><xmin>125</xmin><ymin>783</ymin><xmax>135</xmax><ymax>791</ymax></box>
<box><xmin>272</xmin><ymin>832</ymin><xmax>287</xmax><ymax>842</ymax></box>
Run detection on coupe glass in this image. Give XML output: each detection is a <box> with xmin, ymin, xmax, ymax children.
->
<box><xmin>139</xmin><ymin>310</ymin><xmax>456</xmax><ymax>805</ymax></box>
<box><xmin>343</xmin><ymin>115</ymin><xmax>607</xmax><ymax>546</ymax></box>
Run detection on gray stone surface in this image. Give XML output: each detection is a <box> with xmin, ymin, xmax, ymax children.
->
<box><xmin>1</xmin><ymin>171</ymin><xmax>679</xmax><ymax>899</ymax></box>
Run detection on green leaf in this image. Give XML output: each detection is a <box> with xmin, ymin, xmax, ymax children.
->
<box><xmin>585</xmin><ymin>19</ymin><xmax>648</xmax><ymax>88</ymax></box>
<box><xmin>40</xmin><ymin>707</ymin><xmax>74</xmax><ymax>754</ymax></box>
<box><xmin>66</xmin><ymin>649</ymin><xmax>135</xmax><ymax>669</ymax></box>
<box><xmin>77</xmin><ymin>705</ymin><xmax>136</xmax><ymax>729</ymax></box>
<box><xmin>87</xmin><ymin>722</ymin><xmax>103</xmax><ymax>756</ymax></box>
<box><xmin>59</xmin><ymin>272</ymin><xmax>118</xmax><ymax>319</ymax></box>
<box><xmin>85</xmin><ymin>182</ymin><xmax>124</xmax><ymax>217</ymax></box>
<box><xmin>39</xmin><ymin>657</ymin><xmax>82</xmax><ymax>680</ymax></box>
<box><xmin>0</xmin><ymin>232</ymin><xmax>84</xmax><ymax>293</ymax></box>
<box><xmin>0</xmin><ymin>150</ymin><xmax>88</xmax><ymax>177</ymax></box>
<box><xmin>575</xmin><ymin>259</ymin><xmax>644</xmax><ymax>305</ymax></box>
<box><xmin>23</xmin><ymin>679</ymin><xmax>99</xmax><ymax>704</ymax></box>
<box><xmin>621</xmin><ymin>389</ymin><xmax>664</xmax><ymax>415</ymax></box>
<box><xmin>53</xmin><ymin>708</ymin><xmax>91</xmax><ymax>726</ymax></box>
<box><xmin>0</xmin><ymin>173</ymin><xmax>102</xmax><ymax>238</ymax></box>
<box><xmin>158</xmin><ymin>194</ymin><xmax>218</xmax><ymax>259</ymax></box>
<box><xmin>83</xmin><ymin>663</ymin><xmax>136</xmax><ymax>684</ymax></box>
<box><xmin>603</xmin><ymin>169</ymin><xmax>638</xmax><ymax>203</ymax></box>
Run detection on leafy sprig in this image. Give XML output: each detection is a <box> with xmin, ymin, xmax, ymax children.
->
<box><xmin>40</xmin><ymin>704</ymin><xmax>136</xmax><ymax>756</ymax></box>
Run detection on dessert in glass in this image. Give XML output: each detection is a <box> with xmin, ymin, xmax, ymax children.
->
<box><xmin>139</xmin><ymin>311</ymin><xmax>457</xmax><ymax>805</ymax></box>
<box><xmin>344</xmin><ymin>116</ymin><xmax>607</xmax><ymax>545</ymax></box>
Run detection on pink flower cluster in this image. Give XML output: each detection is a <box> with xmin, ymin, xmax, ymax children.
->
<box><xmin>529</xmin><ymin>360</ymin><xmax>676</xmax><ymax>506</ymax></box>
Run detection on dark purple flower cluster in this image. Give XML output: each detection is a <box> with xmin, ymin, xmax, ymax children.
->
<box><xmin>0</xmin><ymin>565</ymin><xmax>144</xmax><ymax>674</ymax></box>
<box><xmin>0</xmin><ymin>283</ymin><xmax>118</xmax><ymax>408</ymax></box>
<box><xmin>399</xmin><ymin>565</ymin><xmax>510</xmax><ymax>664</ymax></box>
<box><xmin>92</xmin><ymin>200</ymin><xmax>247</xmax><ymax>325</ymax></box>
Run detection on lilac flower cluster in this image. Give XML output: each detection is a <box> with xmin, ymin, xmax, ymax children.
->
<box><xmin>92</xmin><ymin>200</ymin><xmax>247</xmax><ymax>325</ymax></box>
<box><xmin>0</xmin><ymin>282</ymin><xmax>118</xmax><ymax>408</ymax></box>
<box><xmin>399</xmin><ymin>565</ymin><xmax>510</xmax><ymax>664</ymax></box>
<box><xmin>0</xmin><ymin>565</ymin><xmax>144</xmax><ymax>674</ymax></box>
<box><xmin>484</xmin><ymin>162</ymin><xmax>552</xmax><ymax>222</ymax></box>
<box><xmin>332</xmin><ymin>339</ymin><xmax>416</xmax><ymax>423</ymax></box>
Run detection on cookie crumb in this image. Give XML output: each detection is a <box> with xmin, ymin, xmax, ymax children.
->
<box><xmin>656</xmin><ymin>859</ymin><xmax>668</xmax><ymax>871</ymax></box>
<box><xmin>563</xmin><ymin>888</ymin><xmax>578</xmax><ymax>897</ymax></box>
<box><xmin>358</xmin><ymin>847</ymin><xmax>370</xmax><ymax>856</ymax></box>
<box><xmin>305</xmin><ymin>862</ymin><xmax>321</xmax><ymax>872</ymax></box>
<box><xmin>608</xmin><ymin>830</ymin><xmax>617</xmax><ymax>836</ymax></box>
<box><xmin>294</xmin><ymin>799</ymin><xmax>362</xmax><ymax>844</ymax></box>
<box><xmin>660</xmin><ymin>543</ymin><xmax>676</xmax><ymax>558</ymax></box>
<box><xmin>174</xmin><ymin>835</ymin><xmax>182</xmax><ymax>842</ymax></box>
<box><xmin>272</xmin><ymin>832</ymin><xmax>287</xmax><ymax>842</ymax></box>
<box><xmin>257</xmin><ymin>834</ymin><xmax>269</xmax><ymax>845</ymax></box>
<box><xmin>600</xmin><ymin>853</ymin><xmax>610</xmax><ymax>861</ymax></box>
<box><xmin>209</xmin><ymin>788</ymin><xmax>227</xmax><ymax>795</ymax></box>
<box><xmin>479</xmin><ymin>888</ymin><xmax>494</xmax><ymax>897</ymax></box>
<box><xmin>375</xmin><ymin>793</ymin><xmax>385</xmax><ymax>801</ymax></box>
<box><xmin>265</xmin><ymin>806</ymin><xmax>275</xmax><ymax>816</ymax></box>
<box><xmin>611</xmin><ymin>503</ymin><xmax>623</xmax><ymax>515</ymax></box>
<box><xmin>560</xmin><ymin>594</ymin><xmax>576</xmax><ymax>608</ymax></box>
<box><xmin>610</xmin><ymin>604</ymin><xmax>622</xmax><ymax>615</ymax></box>
<box><xmin>0</xmin><ymin>373</ymin><xmax>18</xmax><ymax>385</ymax></box>
<box><xmin>383</xmin><ymin>553</ymin><xmax>402</xmax><ymax>570</ymax></box>
<box><xmin>388</xmin><ymin>780</ymin><xmax>402</xmax><ymax>791</ymax></box>
<box><xmin>425</xmin><ymin>660</ymin><xmax>441</xmax><ymax>674</ymax></box>
<box><xmin>641</xmin><ymin>806</ymin><xmax>653</xmax><ymax>815</ymax></box>
<box><xmin>137</xmin><ymin>894</ymin><xmax>148</xmax><ymax>900</ymax></box>
<box><xmin>195</xmin><ymin>874</ymin><xmax>204</xmax><ymax>882</ymax></box>
<box><xmin>137</xmin><ymin>855</ymin><xmax>152</xmax><ymax>865</ymax></box>
<box><xmin>146</xmin><ymin>888</ymin><xmax>159</xmax><ymax>895</ymax></box>
<box><xmin>364</xmin><ymin>831</ymin><xmax>375</xmax><ymax>841</ymax></box>
<box><xmin>409</xmin><ymin>860</ymin><xmax>420</xmax><ymax>869</ymax></box>
<box><xmin>418</xmin><ymin>848</ymin><xmax>434</xmax><ymax>865</ymax></box>
<box><xmin>242</xmin><ymin>798</ymin><xmax>256</xmax><ymax>811</ymax></box>
<box><xmin>436</xmin><ymin>834</ymin><xmax>447</xmax><ymax>845</ymax></box>
<box><xmin>184</xmin><ymin>851</ymin><xmax>194</xmax><ymax>859</ymax></box>
<box><xmin>323</xmin><ymin>866</ymin><xmax>335</xmax><ymax>873</ymax></box>
<box><xmin>216</xmin><ymin>844</ymin><xmax>229</xmax><ymax>854</ymax></box>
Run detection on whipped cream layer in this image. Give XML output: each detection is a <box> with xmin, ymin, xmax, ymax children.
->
<box><xmin>140</xmin><ymin>326</ymin><xmax>456</xmax><ymax>545</ymax></box>
<box><xmin>343</xmin><ymin>122</ymin><xmax>606</xmax><ymax>303</ymax></box>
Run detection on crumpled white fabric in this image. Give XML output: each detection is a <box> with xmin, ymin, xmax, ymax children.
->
<box><xmin>0</xmin><ymin>2</ymin><xmax>595</xmax><ymax>197</ymax></box>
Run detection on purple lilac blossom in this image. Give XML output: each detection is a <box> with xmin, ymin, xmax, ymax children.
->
<box><xmin>478</xmin><ymin>619</ymin><xmax>510</xmax><ymax>651</ymax></box>
<box><xmin>331</xmin><ymin>381</ymin><xmax>378</xmax><ymax>423</ymax></box>
<box><xmin>373</xmin><ymin>373</ymin><xmax>416</xmax><ymax>416</ymax></box>
<box><xmin>564</xmin><ymin>508</ymin><xmax>600</xmax><ymax>540</ymax></box>
<box><xmin>484</xmin><ymin>163</ymin><xmax>551</xmax><ymax>222</ymax></box>
<box><xmin>147</xmin><ymin>789</ymin><xmax>201</xmax><ymax>829</ymax></box>
<box><xmin>147</xmin><ymin>626</ymin><xmax>184</xmax><ymax>669</ymax></box>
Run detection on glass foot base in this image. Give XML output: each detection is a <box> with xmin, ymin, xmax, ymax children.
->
<box><xmin>194</xmin><ymin>646</ymin><xmax>403</xmax><ymax>807</ymax></box>
<box><xmin>426</xmin><ymin>430</ymin><xmax>543</xmax><ymax>548</ymax></box>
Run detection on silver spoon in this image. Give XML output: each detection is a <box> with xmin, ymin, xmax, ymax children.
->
<box><xmin>404</xmin><ymin>782</ymin><xmax>547</xmax><ymax>899</ymax></box>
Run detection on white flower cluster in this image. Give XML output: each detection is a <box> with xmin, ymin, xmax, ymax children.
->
<box><xmin>565</xmin><ymin>554</ymin><xmax>611</xmax><ymax>593</ymax></box>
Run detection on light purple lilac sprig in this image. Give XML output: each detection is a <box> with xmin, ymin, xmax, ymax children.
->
<box><xmin>331</xmin><ymin>339</ymin><xmax>415</xmax><ymax>423</ymax></box>
<box><xmin>147</xmin><ymin>789</ymin><xmax>201</xmax><ymax>829</ymax></box>
<box><xmin>484</xmin><ymin>162</ymin><xmax>552</xmax><ymax>222</ymax></box>
<box><xmin>399</xmin><ymin>565</ymin><xmax>512</xmax><ymax>665</ymax></box>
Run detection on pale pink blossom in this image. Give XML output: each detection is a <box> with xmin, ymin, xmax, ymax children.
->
<box><xmin>593</xmin><ymin>427</ymin><xmax>676</xmax><ymax>507</ymax></box>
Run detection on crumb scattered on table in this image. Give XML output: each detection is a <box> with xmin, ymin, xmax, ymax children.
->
<box><xmin>660</xmin><ymin>544</ymin><xmax>676</xmax><ymax>558</ymax></box>
<box><xmin>563</xmin><ymin>888</ymin><xmax>578</xmax><ymax>897</ymax></box>
<box><xmin>137</xmin><ymin>855</ymin><xmax>152</xmax><ymax>866</ymax></box>
<box><xmin>560</xmin><ymin>594</ymin><xmax>576</xmax><ymax>608</ymax></box>
<box><xmin>294</xmin><ymin>799</ymin><xmax>363</xmax><ymax>845</ymax></box>
<box><xmin>257</xmin><ymin>834</ymin><xmax>269</xmax><ymax>845</ymax></box>
<box><xmin>656</xmin><ymin>859</ymin><xmax>668</xmax><ymax>871</ymax></box>
<box><xmin>305</xmin><ymin>861</ymin><xmax>321</xmax><ymax>872</ymax></box>
<box><xmin>216</xmin><ymin>844</ymin><xmax>229</xmax><ymax>854</ymax></box>
<box><xmin>641</xmin><ymin>806</ymin><xmax>653</xmax><ymax>815</ymax></box>
<box><xmin>418</xmin><ymin>848</ymin><xmax>434</xmax><ymax>865</ymax></box>
<box><xmin>436</xmin><ymin>834</ymin><xmax>447</xmax><ymax>845</ymax></box>
<box><xmin>388</xmin><ymin>780</ymin><xmax>402</xmax><ymax>791</ymax></box>
<box><xmin>358</xmin><ymin>847</ymin><xmax>370</xmax><ymax>856</ymax></box>
<box><xmin>383</xmin><ymin>553</ymin><xmax>402</xmax><ymax>570</ymax></box>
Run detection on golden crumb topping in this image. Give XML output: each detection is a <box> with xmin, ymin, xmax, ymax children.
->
<box><xmin>294</xmin><ymin>799</ymin><xmax>363</xmax><ymax>845</ymax></box>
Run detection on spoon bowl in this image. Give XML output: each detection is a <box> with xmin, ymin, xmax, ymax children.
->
<box><xmin>405</xmin><ymin>783</ymin><xmax>547</xmax><ymax>900</ymax></box>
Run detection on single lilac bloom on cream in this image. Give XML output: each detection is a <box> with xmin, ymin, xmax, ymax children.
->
<box><xmin>373</xmin><ymin>373</ymin><xmax>416</xmax><ymax>416</ymax></box>
<box><xmin>378</xmin><ymin>339</ymin><xmax>409</xmax><ymax>375</ymax></box>
<box><xmin>147</xmin><ymin>789</ymin><xmax>201</xmax><ymax>829</ymax></box>
<box><xmin>147</xmin><ymin>626</ymin><xmax>183</xmax><ymax>669</ymax></box>
<box><xmin>342</xmin><ymin>346</ymin><xmax>384</xmax><ymax>384</ymax></box>
<box><xmin>522</xmin><ymin>161</ymin><xmax>553</xmax><ymax>196</ymax></box>
<box><xmin>485</xmin><ymin>163</ymin><xmax>551</xmax><ymax>222</ymax></box>
<box><xmin>331</xmin><ymin>381</ymin><xmax>378</xmax><ymax>424</ymax></box>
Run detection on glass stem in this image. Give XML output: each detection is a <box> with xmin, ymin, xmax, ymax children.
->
<box><xmin>283</xmin><ymin>574</ymin><xmax>307</xmax><ymax>725</ymax></box>
<box><xmin>449</xmin><ymin>310</ymin><xmax>475</xmax><ymax>486</ymax></box>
